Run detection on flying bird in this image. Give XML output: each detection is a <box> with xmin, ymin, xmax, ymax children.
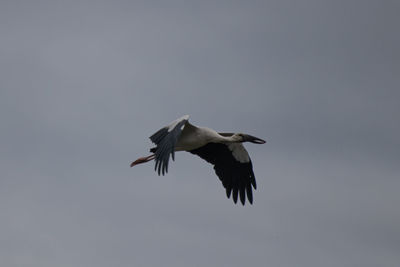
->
<box><xmin>130</xmin><ymin>115</ymin><xmax>266</xmax><ymax>205</ymax></box>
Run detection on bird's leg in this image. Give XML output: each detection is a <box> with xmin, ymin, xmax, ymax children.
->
<box><xmin>130</xmin><ymin>154</ymin><xmax>155</xmax><ymax>167</ymax></box>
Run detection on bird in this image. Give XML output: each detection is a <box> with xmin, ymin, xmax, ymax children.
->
<box><xmin>130</xmin><ymin>115</ymin><xmax>266</xmax><ymax>205</ymax></box>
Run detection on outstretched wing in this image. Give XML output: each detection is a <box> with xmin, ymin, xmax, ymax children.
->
<box><xmin>150</xmin><ymin>115</ymin><xmax>189</xmax><ymax>175</ymax></box>
<box><xmin>189</xmin><ymin>142</ymin><xmax>257</xmax><ymax>205</ymax></box>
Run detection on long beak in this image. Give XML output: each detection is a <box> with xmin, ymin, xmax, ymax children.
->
<box><xmin>243</xmin><ymin>134</ymin><xmax>266</xmax><ymax>144</ymax></box>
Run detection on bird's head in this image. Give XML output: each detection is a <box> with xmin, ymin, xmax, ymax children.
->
<box><xmin>233</xmin><ymin>133</ymin><xmax>266</xmax><ymax>144</ymax></box>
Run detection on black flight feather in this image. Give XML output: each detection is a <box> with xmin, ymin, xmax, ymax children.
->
<box><xmin>189</xmin><ymin>143</ymin><xmax>257</xmax><ymax>205</ymax></box>
<box><xmin>149</xmin><ymin>118</ymin><xmax>188</xmax><ymax>175</ymax></box>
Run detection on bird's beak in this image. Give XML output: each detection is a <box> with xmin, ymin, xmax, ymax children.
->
<box><xmin>243</xmin><ymin>134</ymin><xmax>266</xmax><ymax>144</ymax></box>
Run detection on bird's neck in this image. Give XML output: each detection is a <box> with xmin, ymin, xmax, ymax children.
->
<box><xmin>214</xmin><ymin>134</ymin><xmax>240</xmax><ymax>144</ymax></box>
<box><xmin>199</xmin><ymin>127</ymin><xmax>240</xmax><ymax>144</ymax></box>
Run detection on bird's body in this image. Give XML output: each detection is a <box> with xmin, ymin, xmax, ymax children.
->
<box><xmin>130</xmin><ymin>115</ymin><xmax>266</xmax><ymax>205</ymax></box>
<box><xmin>175</xmin><ymin>124</ymin><xmax>211</xmax><ymax>151</ymax></box>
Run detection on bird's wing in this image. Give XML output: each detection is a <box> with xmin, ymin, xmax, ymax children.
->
<box><xmin>189</xmin><ymin>142</ymin><xmax>257</xmax><ymax>205</ymax></box>
<box><xmin>149</xmin><ymin>115</ymin><xmax>189</xmax><ymax>175</ymax></box>
<box><xmin>218</xmin><ymin>132</ymin><xmax>234</xmax><ymax>137</ymax></box>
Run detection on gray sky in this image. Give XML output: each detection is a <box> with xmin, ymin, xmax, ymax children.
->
<box><xmin>1</xmin><ymin>0</ymin><xmax>399</xmax><ymax>266</ymax></box>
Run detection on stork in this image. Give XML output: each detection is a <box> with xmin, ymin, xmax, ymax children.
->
<box><xmin>130</xmin><ymin>115</ymin><xmax>266</xmax><ymax>205</ymax></box>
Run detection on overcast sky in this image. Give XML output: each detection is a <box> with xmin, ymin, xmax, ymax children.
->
<box><xmin>1</xmin><ymin>0</ymin><xmax>399</xmax><ymax>266</ymax></box>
